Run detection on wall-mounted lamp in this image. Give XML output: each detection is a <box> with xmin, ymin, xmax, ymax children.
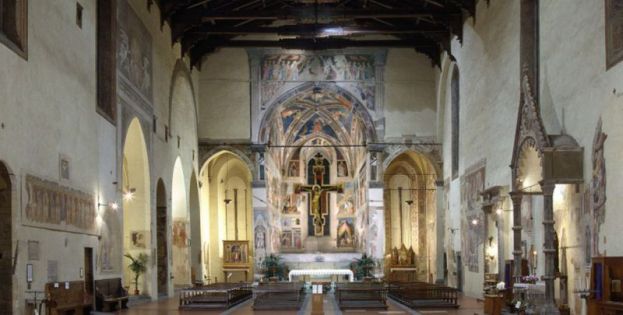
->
<box><xmin>471</xmin><ymin>218</ymin><xmax>479</xmax><ymax>226</ymax></box>
<box><xmin>405</xmin><ymin>200</ymin><xmax>414</xmax><ymax>206</ymax></box>
<box><xmin>98</xmin><ymin>202</ymin><xmax>119</xmax><ymax>210</ymax></box>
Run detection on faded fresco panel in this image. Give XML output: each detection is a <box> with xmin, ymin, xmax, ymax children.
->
<box><xmin>460</xmin><ymin>162</ymin><xmax>486</xmax><ymax>273</ymax></box>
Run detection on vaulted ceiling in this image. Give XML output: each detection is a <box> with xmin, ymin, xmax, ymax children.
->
<box><xmin>155</xmin><ymin>0</ymin><xmax>475</xmax><ymax>68</ymax></box>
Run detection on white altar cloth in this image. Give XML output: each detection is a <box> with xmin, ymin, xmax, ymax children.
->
<box><xmin>288</xmin><ymin>269</ymin><xmax>354</xmax><ymax>282</ymax></box>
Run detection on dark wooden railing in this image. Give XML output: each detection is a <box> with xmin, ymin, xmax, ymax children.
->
<box><xmin>179</xmin><ymin>283</ymin><xmax>252</xmax><ymax>310</ymax></box>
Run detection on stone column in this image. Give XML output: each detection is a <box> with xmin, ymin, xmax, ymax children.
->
<box><xmin>540</xmin><ymin>181</ymin><xmax>560</xmax><ymax>315</ymax></box>
<box><xmin>435</xmin><ymin>180</ymin><xmax>446</xmax><ymax>284</ymax></box>
<box><xmin>509</xmin><ymin>192</ymin><xmax>523</xmax><ymax>285</ymax></box>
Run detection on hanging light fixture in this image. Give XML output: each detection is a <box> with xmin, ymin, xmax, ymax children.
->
<box><xmin>122</xmin><ymin>156</ymin><xmax>136</xmax><ymax>201</ymax></box>
<box><xmin>224</xmin><ymin>155</ymin><xmax>232</xmax><ymax>205</ymax></box>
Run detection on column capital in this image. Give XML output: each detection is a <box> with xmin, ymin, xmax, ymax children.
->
<box><xmin>539</xmin><ymin>180</ymin><xmax>556</xmax><ymax>195</ymax></box>
<box><xmin>509</xmin><ymin>191</ymin><xmax>523</xmax><ymax>202</ymax></box>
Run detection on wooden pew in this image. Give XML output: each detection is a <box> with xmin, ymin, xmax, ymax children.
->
<box><xmin>252</xmin><ymin>282</ymin><xmax>305</xmax><ymax>310</ymax></box>
<box><xmin>388</xmin><ymin>281</ymin><xmax>459</xmax><ymax>309</ymax></box>
<box><xmin>336</xmin><ymin>282</ymin><xmax>388</xmax><ymax>310</ymax></box>
<box><xmin>94</xmin><ymin>278</ymin><xmax>129</xmax><ymax>311</ymax></box>
<box><xmin>45</xmin><ymin>281</ymin><xmax>93</xmax><ymax>315</ymax></box>
<box><xmin>179</xmin><ymin>282</ymin><xmax>252</xmax><ymax>309</ymax></box>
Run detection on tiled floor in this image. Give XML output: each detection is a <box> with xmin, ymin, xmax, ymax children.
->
<box><xmin>115</xmin><ymin>294</ymin><xmax>484</xmax><ymax>315</ymax></box>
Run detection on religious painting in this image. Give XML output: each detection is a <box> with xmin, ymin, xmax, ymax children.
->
<box><xmin>255</xmin><ymin>225</ymin><xmax>266</xmax><ymax>250</ymax></box>
<box><xmin>130</xmin><ymin>231</ymin><xmax>147</xmax><ymax>249</ymax></box>
<box><xmin>337</xmin><ymin>160</ymin><xmax>348</xmax><ymax>177</ymax></box>
<box><xmin>592</xmin><ymin>119</ymin><xmax>607</xmax><ymax>256</ymax></box>
<box><xmin>223</xmin><ymin>240</ymin><xmax>249</xmax><ymax>267</ymax></box>
<box><xmin>23</xmin><ymin>174</ymin><xmax>97</xmax><ymax>234</ymax></box>
<box><xmin>280</xmin><ymin>105</ymin><xmax>306</xmax><ymax>132</ymax></box>
<box><xmin>59</xmin><ymin>154</ymin><xmax>70</xmax><ymax>181</ymax></box>
<box><xmin>294</xmin><ymin>114</ymin><xmax>339</xmax><ymax>141</ymax></box>
<box><xmin>337</xmin><ymin>194</ymin><xmax>355</xmax><ymax>217</ymax></box>
<box><xmin>261</xmin><ymin>54</ymin><xmax>375</xmax><ymax>82</ymax></box>
<box><xmin>606</xmin><ymin>0</ymin><xmax>623</xmax><ymax>69</ymax></box>
<box><xmin>292</xmin><ymin>228</ymin><xmax>302</xmax><ymax>249</ymax></box>
<box><xmin>280</xmin><ymin>231</ymin><xmax>293</xmax><ymax>247</ymax></box>
<box><xmin>341</xmin><ymin>82</ymin><xmax>376</xmax><ymax>110</ymax></box>
<box><xmin>172</xmin><ymin>220</ymin><xmax>188</xmax><ymax>248</ymax></box>
<box><xmin>460</xmin><ymin>161</ymin><xmax>486</xmax><ymax>273</ymax></box>
<box><xmin>288</xmin><ymin>160</ymin><xmax>300</xmax><ymax>177</ymax></box>
<box><xmin>117</xmin><ymin>0</ymin><xmax>153</xmax><ymax>102</ymax></box>
<box><xmin>337</xmin><ymin>218</ymin><xmax>355</xmax><ymax>248</ymax></box>
<box><xmin>262</xmin><ymin>81</ymin><xmax>287</xmax><ymax>108</ymax></box>
<box><xmin>282</xmin><ymin>194</ymin><xmax>300</xmax><ymax>215</ymax></box>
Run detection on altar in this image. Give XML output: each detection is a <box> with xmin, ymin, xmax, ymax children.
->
<box><xmin>288</xmin><ymin>269</ymin><xmax>354</xmax><ymax>282</ymax></box>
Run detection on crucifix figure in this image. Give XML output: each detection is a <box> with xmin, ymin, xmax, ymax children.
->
<box><xmin>295</xmin><ymin>153</ymin><xmax>343</xmax><ymax>236</ymax></box>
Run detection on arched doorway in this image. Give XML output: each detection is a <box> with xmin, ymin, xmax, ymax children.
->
<box><xmin>200</xmin><ymin>151</ymin><xmax>252</xmax><ymax>282</ymax></box>
<box><xmin>156</xmin><ymin>179</ymin><xmax>168</xmax><ymax>297</ymax></box>
<box><xmin>122</xmin><ymin>118</ymin><xmax>152</xmax><ymax>296</ymax></box>
<box><xmin>171</xmin><ymin>157</ymin><xmax>190</xmax><ymax>287</ymax></box>
<box><xmin>188</xmin><ymin>172</ymin><xmax>201</xmax><ymax>283</ymax></box>
<box><xmin>384</xmin><ymin>151</ymin><xmax>438</xmax><ymax>281</ymax></box>
<box><xmin>0</xmin><ymin>162</ymin><xmax>13</xmax><ymax>314</ymax></box>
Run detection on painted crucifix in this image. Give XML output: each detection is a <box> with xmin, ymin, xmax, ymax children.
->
<box><xmin>295</xmin><ymin>153</ymin><xmax>343</xmax><ymax>236</ymax></box>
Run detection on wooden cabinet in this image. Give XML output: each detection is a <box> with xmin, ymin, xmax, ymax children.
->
<box><xmin>484</xmin><ymin>294</ymin><xmax>504</xmax><ymax>315</ymax></box>
<box><xmin>588</xmin><ymin>257</ymin><xmax>623</xmax><ymax>315</ymax></box>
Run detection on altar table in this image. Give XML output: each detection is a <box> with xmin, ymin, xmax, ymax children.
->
<box><xmin>288</xmin><ymin>269</ymin><xmax>354</xmax><ymax>282</ymax></box>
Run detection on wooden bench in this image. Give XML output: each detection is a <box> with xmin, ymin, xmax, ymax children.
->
<box><xmin>94</xmin><ymin>278</ymin><xmax>129</xmax><ymax>312</ymax></box>
<box><xmin>336</xmin><ymin>282</ymin><xmax>388</xmax><ymax>310</ymax></box>
<box><xmin>45</xmin><ymin>281</ymin><xmax>93</xmax><ymax>315</ymax></box>
<box><xmin>252</xmin><ymin>282</ymin><xmax>305</xmax><ymax>310</ymax></box>
<box><xmin>179</xmin><ymin>283</ymin><xmax>252</xmax><ymax>309</ymax></box>
<box><xmin>388</xmin><ymin>281</ymin><xmax>459</xmax><ymax>309</ymax></box>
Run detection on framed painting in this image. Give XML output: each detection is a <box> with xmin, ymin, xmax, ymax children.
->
<box><xmin>223</xmin><ymin>240</ymin><xmax>250</xmax><ymax>268</ymax></box>
<box><xmin>606</xmin><ymin>0</ymin><xmax>623</xmax><ymax>69</ymax></box>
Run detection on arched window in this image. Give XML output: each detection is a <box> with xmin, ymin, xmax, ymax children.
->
<box><xmin>451</xmin><ymin>65</ymin><xmax>460</xmax><ymax>178</ymax></box>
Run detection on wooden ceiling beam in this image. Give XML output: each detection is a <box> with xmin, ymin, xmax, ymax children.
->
<box><xmin>188</xmin><ymin>37</ymin><xmax>440</xmax><ymax>67</ymax></box>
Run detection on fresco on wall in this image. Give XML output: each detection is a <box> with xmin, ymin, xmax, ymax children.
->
<box><xmin>460</xmin><ymin>163</ymin><xmax>486</xmax><ymax>273</ymax></box>
<box><xmin>261</xmin><ymin>54</ymin><xmax>374</xmax><ymax>82</ymax></box>
<box><xmin>117</xmin><ymin>0</ymin><xmax>153</xmax><ymax>102</ymax></box>
<box><xmin>23</xmin><ymin>175</ymin><xmax>97</xmax><ymax>234</ymax></box>
<box><xmin>257</xmin><ymin>50</ymin><xmax>382</xmax><ymax>113</ymax></box>
<box><xmin>337</xmin><ymin>218</ymin><xmax>355</xmax><ymax>248</ymax></box>
<box><xmin>294</xmin><ymin>114</ymin><xmax>339</xmax><ymax>141</ymax></box>
<box><xmin>591</xmin><ymin>119</ymin><xmax>607</xmax><ymax>256</ymax></box>
<box><xmin>606</xmin><ymin>0</ymin><xmax>623</xmax><ymax>68</ymax></box>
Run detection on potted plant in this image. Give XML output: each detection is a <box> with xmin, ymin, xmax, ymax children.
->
<box><xmin>261</xmin><ymin>254</ymin><xmax>286</xmax><ymax>281</ymax></box>
<box><xmin>124</xmin><ymin>253</ymin><xmax>148</xmax><ymax>295</ymax></box>
<box><xmin>352</xmin><ymin>253</ymin><xmax>375</xmax><ymax>280</ymax></box>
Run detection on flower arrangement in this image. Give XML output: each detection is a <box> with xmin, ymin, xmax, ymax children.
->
<box><xmin>521</xmin><ymin>274</ymin><xmax>540</xmax><ymax>284</ymax></box>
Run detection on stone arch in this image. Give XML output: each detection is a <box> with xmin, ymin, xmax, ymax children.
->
<box><xmin>122</xmin><ymin>117</ymin><xmax>153</xmax><ymax>296</ymax></box>
<box><xmin>168</xmin><ymin>59</ymin><xmax>198</xmax><ymax>130</ymax></box>
<box><xmin>383</xmin><ymin>146</ymin><xmax>442</xmax><ymax>178</ymax></box>
<box><xmin>171</xmin><ymin>157</ymin><xmax>190</xmax><ymax>287</ymax></box>
<box><xmin>383</xmin><ymin>150</ymin><xmax>438</xmax><ymax>281</ymax></box>
<box><xmin>200</xmin><ymin>146</ymin><xmax>255</xmax><ymax>180</ymax></box>
<box><xmin>199</xmin><ymin>150</ymin><xmax>253</xmax><ymax>281</ymax></box>
<box><xmin>436</xmin><ymin>53</ymin><xmax>454</xmax><ymax>142</ymax></box>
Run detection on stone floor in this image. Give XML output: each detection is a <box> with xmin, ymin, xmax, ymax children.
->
<box><xmin>112</xmin><ymin>294</ymin><xmax>484</xmax><ymax>315</ymax></box>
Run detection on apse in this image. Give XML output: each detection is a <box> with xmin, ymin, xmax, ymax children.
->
<box><xmin>384</xmin><ymin>151</ymin><xmax>438</xmax><ymax>282</ymax></box>
<box><xmin>200</xmin><ymin>151</ymin><xmax>253</xmax><ymax>282</ymax></box>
